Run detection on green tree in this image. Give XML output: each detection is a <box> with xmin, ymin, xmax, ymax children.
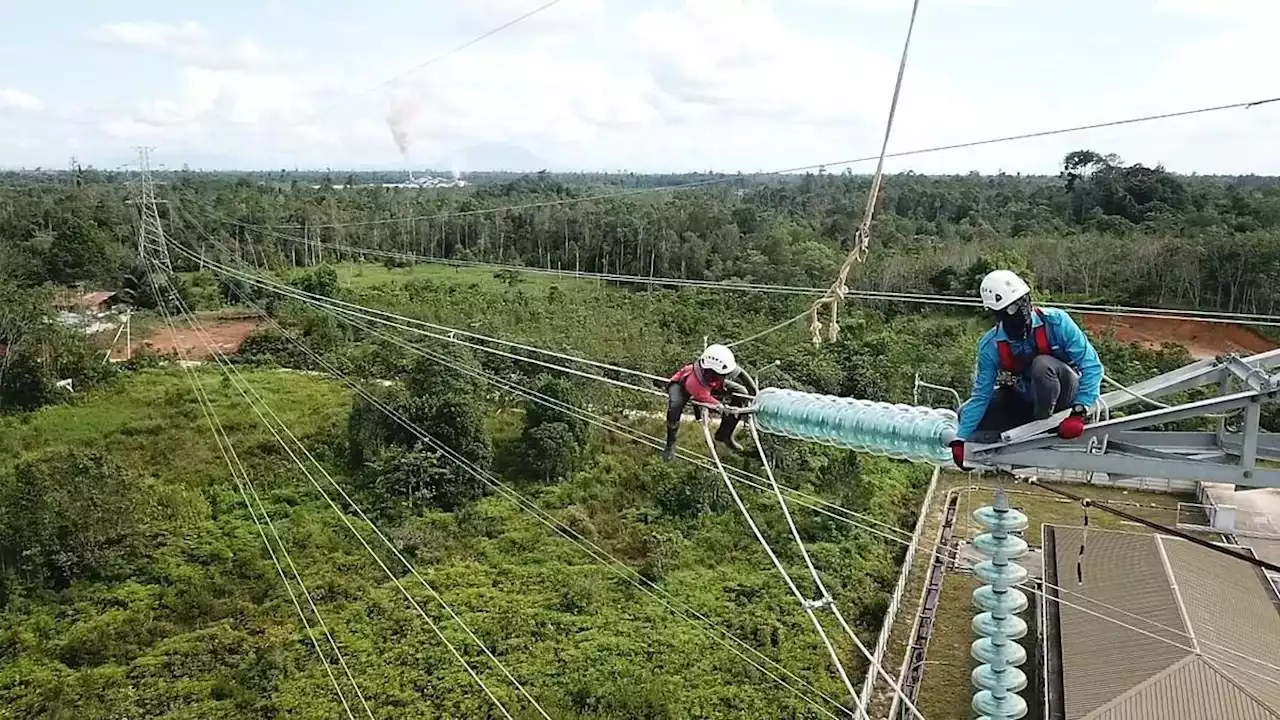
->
<box><xmin>518</xmin><ymin>375</ymin><xmax>589</xmax><ymax>482</ymax></box>
<box><xmin>523</xmin><ymin>375</ymin><xmax>589</xmax><ymax>444</ymax></box>
<box><xmin>291</xmin><ymin>264</ymin><xmax>339</xmax><ymax>298</ymax></box>
<box><xmin>520</xmin><ymin>421</ymin><xmax>578</xmax><ymax>483</ymax></box>
<box><xmin>365</xmin><ymin>442</ymin><xmax>481</xmax><ymax>512</ymax></box>
<box><xmin>0</xmin><ymin>449</ymin><xmax>148</xmax><ymax>590</ymax></box>
<box><xmin>348</xmin><ymin>354</ymin><xmax>492</xmax><ymax>506</ymax></box>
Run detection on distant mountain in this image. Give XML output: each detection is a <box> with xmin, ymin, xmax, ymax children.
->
<box><xmin>434</xmin><ymin>142</ymin><xmax>554</xmax><ymax>173</ymax></box>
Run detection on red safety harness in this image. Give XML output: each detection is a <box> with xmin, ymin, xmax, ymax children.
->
<box><xmin>996</xmin><ymin>308</ymin><xmax>1052</xmax><ymax>373</ymax></box>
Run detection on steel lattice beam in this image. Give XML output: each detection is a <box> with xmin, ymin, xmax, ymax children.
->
<box><xmin>968</xmin><ymin>350</ymin><xmax>1280</xmax><ymax>489</ymax></box>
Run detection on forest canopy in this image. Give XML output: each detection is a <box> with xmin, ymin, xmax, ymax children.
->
<box><xmin>0</xmin><ymin>153</ymin><xmax>1275</xmax><ymax>717</ymax></box>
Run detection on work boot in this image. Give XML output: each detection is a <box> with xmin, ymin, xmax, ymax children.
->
<box><xmin>715</xmin><ymin>426</ymin><xmax>746</xmax><ymax>453</ymax></box>
<box><xmin>661</xmin><ymin>427</ymin><xmax>678</xmax><ymax>462</ymax></box>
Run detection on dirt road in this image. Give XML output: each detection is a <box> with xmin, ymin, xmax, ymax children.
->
<box><xmin>112</xmin><ymin>315</ymin><xmax>263</xmax><ymax>361</ymax></box>
<box><xmin>1079</xmin><ymin>313</ymin><xmax>1274</xmax><ymax>360</ymax></box>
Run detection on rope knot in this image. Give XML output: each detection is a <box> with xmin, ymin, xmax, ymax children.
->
<box><xmin>808</xmin><ymin>306</ymin><xmax>824</xmax><ymax>346</ymax></box>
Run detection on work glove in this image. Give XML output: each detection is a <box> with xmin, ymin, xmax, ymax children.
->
<box><xmin>1057</xmin><ymin>404</ymin><xmax>1087</xmax><ymax>439</ymax></box>
<box><xmin>949</xmin><ymin>440</ymin><xmax>967</xmax><ymax>471</ymax></box>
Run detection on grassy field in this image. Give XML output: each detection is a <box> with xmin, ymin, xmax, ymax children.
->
<box><xmin>915</xmin><ymin>573</ymin><xmax>982</xmax><ymax>720</ymax></box>
<box><xmin>0</xmin><ymin>367</ymin><xmax>348</xmax><ymax>478</ymax></box>
<box><xmin>334</xmin><ymin>260</ymin><xmax>603</xmax><ymax>293</ymax></box>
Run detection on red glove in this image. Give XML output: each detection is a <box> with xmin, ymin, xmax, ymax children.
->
<box><xmin>949</xmin><ymin>440</ymin><xmax>967</xmax><ymax>470</ymax></box>
<box><xmin>1057</xmin><ymin>414</ymin><xmax>1085</xmax><ymax>439</ymax></box>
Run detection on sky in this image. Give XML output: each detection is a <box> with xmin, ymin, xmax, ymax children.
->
<box><xmin>0</xmin><ymin>0</ymin><xmax>1277</xmax><ymax>174</ymax></box>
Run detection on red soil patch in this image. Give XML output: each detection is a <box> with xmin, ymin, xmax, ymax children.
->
<box><xmin>115</xmin><ymin>316</ymin><xmax>264</xmax><ymax>361</ymax></box>
<box><xmin>1079</xmin><ymin>313</ymin><xmax>1275</xmax><ymax>360</ymax></box>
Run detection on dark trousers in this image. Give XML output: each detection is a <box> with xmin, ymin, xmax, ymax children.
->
<box><xmin>969</xmin><ymin>355</ymin><xmax>1079</xmax><ymax>443</ymax></box>
<box><xmin>665</xmin><ymin>381</ymin><xmax>748</xmax><ymax>444</ymax></box>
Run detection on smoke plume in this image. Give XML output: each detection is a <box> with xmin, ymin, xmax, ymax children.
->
<box><xmin>385</xmin><ymin>95</ymin><xmax>418</xmax><ymax>158</ymax></box>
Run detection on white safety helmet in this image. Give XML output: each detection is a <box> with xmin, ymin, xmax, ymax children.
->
<box><xmin>699</xmin><ymin>343</ymin><xmax>738</xmax><ymax>376</ymax></box>
<box><xmin>979</xmin><ymin>270</ymin><xmax>1031</xmax><ymax>312</ymax></box>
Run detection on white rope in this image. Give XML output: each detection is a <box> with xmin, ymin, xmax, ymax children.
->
<box><xmin>206</xmin><ymin>263</ymin><xmax>854</xmax><ymax>718</ymax></box>
<box><xmin>700</xmin><ymin>418</ymin><xmax>870</xmax><ymax>719</ymax></box>
<box><xmin>161</xmin><ymin>280</ymin><xmax>533</xmax><ymax>720</ymax></box>
<box><xmin>810</xmin><ymin>0</ymin><xmax>921</xmax><ymax>345</ymax></box>
<box><xmin>146</xmin><ymin>270</ymin><xmax>366</xmax><ymax>719</ymax></box>
<box><xmin>1103</xmin><ymin>374</ymin><xmax>1173</xmax><ymax>409</ymax></box>
<box><xmin>748</xmin><ymin>420</ymin><xmax>927</xmax><ymax>720</ymax></box>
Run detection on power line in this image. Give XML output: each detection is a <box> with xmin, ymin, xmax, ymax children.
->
<box><xmin>203</xmin><ymin>217</ymin><xmax>1280</xmax><ymax>327</ymax></box>
<box><xmin>171</xmin><ymin>218</ymin><xmax>912</xmax><ymax>540</ymax></box>
<box><xmin>177</xmin><ymin>225</ymin><xmax>1280</xmax><ymax>689</ymax></box>
<box><xmin>178</xmin><ymin>192</ymin><xmax>1280</xmax><ymax>326</ymax></box>
<box><xmin>238</xmin><ymin>94</ymin><xmax>1280</xmax><ymax>230</ymax></box>
<box><xmin>135</xmin><ymin>161</ymin><xmax>370</xmax><ymax>715</ymax></box>
<box><xmin>177</xmin><ymin>207</ymin><xmax>1280</xmax><ymax>676</ymax></box>
<box><xmin>214</xmin><ymin>252</ymin><xmax>1280</xmax><ymax>693</ymax></box>
<box><xmin>347</xmin><ymin>0</ymin><xmax>566</xmax><ymax>104</ymax></box>
<box><xmin>144</xmin><ymin>263</ymin><xmax>368</xmax><ymax>719</ymax></box>
<box><xmin>193</xmin><ymin>247</ymin><xmax>857</xmax><ymax>718</ymax></box>
<box><xmin>169</xmin><ymin>290</ymin><xmax>530</xmax><ymax>719</ymax></box>
<box><xmin>150</xmin><ymin>232</ymin><xmax>550</xmax><ymax>717</ymax></box>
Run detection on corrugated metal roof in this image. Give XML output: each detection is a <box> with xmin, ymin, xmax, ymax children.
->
<box><xmin>1051</xmin><ymin>526</ymin><xmax>1191</xmax><ymax>719</ymax></box>
<box><xmin>80</xmin><ymin>291</ymin><xmax>116</xmax><ymax>307</ymax></box>
<box><xmin>1160</xmin><ymin>535</ymin><xmax>1280</xmax><ymax>714</ymax></box>
<box><xmin>1090</xmin><ymin>655</ymin><xmax>1280</xmax><ymax>720</ymax></box>
<box><xmin>1047</xmin><ymin>525</ymin><xmax>1280</xmax><ymax>720</ymax></box>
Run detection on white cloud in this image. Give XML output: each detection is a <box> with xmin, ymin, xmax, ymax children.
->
<box><xmin>2</xmin><ymin>2</ymin><xmax>1275</xmax><ymax>173</ymax></box>
<box><xmin>0</xmin><ymin>88</ymin><xmax>43</xmax><ymax>112</ymax></box>
<box><xmin>804</xmin><ymin>0</ymin><xmax>1011</xmax><ymax>9</ymax></box>
<box><xmin>628</xmin><ymin>0</ymin><xmax>895</xmax><ymax>128</ymax></box>
<box><xmin>1151</xmin><ymin>0</ymin><xmax>1272</xmax><ymax>19</ymax></box>
<box><xmin>451</xmin><ymin>0</ymin><xmax>609</xmax><ymax>37</ymax></box>
<box><xmin>90</xmin><ymin>21</ymin><xmax>276</xmax><ymax>71</ymax></box>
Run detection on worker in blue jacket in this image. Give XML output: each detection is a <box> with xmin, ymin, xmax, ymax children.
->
<box><xmin>950</xmin><ymin>270</ymin><xmax>1104</xmax><ymax>470</ymax></box>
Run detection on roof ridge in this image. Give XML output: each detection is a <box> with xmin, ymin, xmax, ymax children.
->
<box><xmin>1081</xmin><ymin>654</ymin><xmax>1197</xmax><ymax>720</ymax></box>
<box><xmin>1155</xmin><ymin>535</ymin><xmax>1199</xmax><ymax>653</ymax></box>
<box><xmin>1200</xmin><ymin>655</ymin><xmax>1280</xmax><ymax>719</ymax></box>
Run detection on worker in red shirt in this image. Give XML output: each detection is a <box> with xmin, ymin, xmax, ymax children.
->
<box><xmin>661</xmin><ymin>344</ymin><xmax>756</xmax><ymax>461</ymax></box>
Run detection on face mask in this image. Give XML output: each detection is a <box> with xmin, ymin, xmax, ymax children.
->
<box><xmin>999</xmin><ymin>299</ymin><xmax>1032</xmax><ymax>340</ymax></box>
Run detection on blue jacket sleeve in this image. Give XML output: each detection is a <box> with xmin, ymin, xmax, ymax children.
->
<box><xmin>956</xmin><ymin>332</ymin><xmax>1000</xmax><ymax>440</ymax></box>
<box><xmin>1047</xmin><ymin>309</ymin><xmax>1104</xmax><ymax>408</ymax></box>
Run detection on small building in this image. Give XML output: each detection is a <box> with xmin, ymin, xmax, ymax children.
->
<box><xmin>1042</xmin><ymin>525</ymin><xmax>1280</xmax><ymax>720</ymax></box>
<box><xmin>55</xmin><ymin>290</ymin><xmax>119</xmax><ymax>314</ymax></box>
<box><xmin>78</xmin><ymin>291</ymin><xmax>119</xmax><ymax>313</ymax></box>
